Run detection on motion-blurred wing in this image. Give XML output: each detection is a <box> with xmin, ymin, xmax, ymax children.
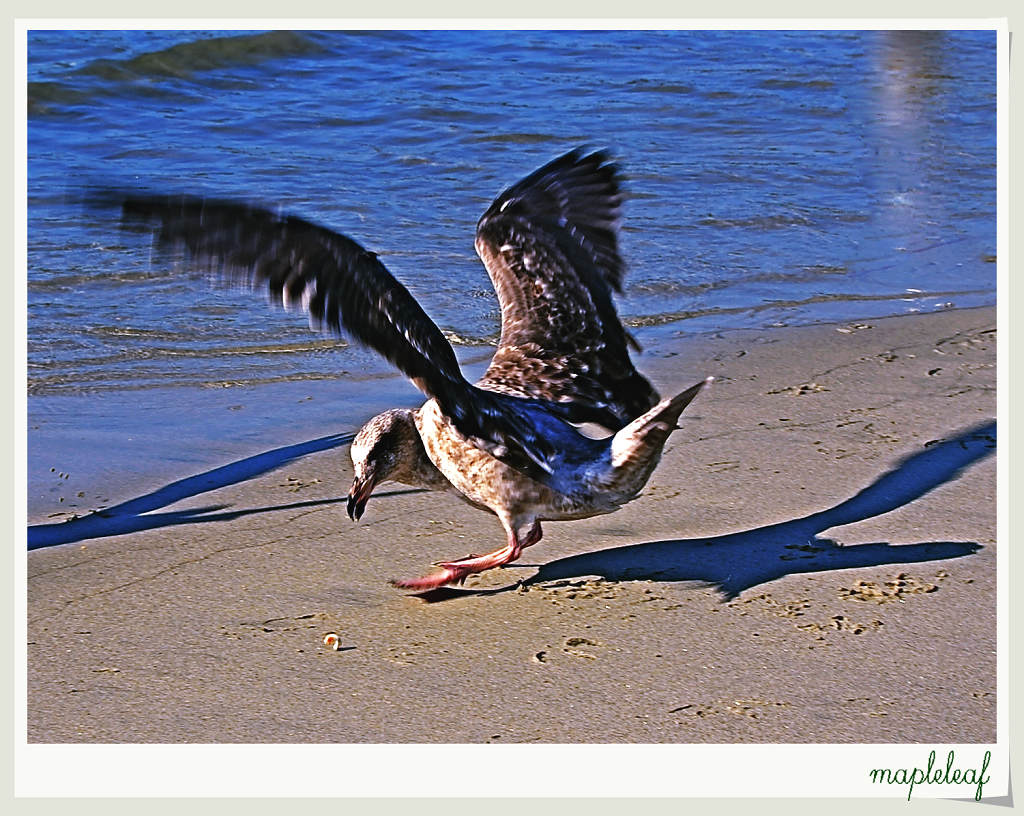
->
<box><xmin>106</xmin><ymin>194</ymin><xmax>556</xmax><ymax>475</ymax></box>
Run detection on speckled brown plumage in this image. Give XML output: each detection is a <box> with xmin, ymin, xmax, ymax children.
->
<box><xmin>386</xmin><ymin>380</ymin><xmax>707</xmax><ymax>590</ymax></box>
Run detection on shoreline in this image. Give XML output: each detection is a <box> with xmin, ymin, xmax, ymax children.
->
<box><xmin>25</xmin><ymin>303</ymin><xmax>993</xmax><ymax>524</ymax></box>
<box><xmin>27</xmin><ymin>305</ymin><xmax>996</xmax><ymax>742</ymax></box>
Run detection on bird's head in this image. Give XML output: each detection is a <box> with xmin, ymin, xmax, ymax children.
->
<box><xmin>347</xmin><ymin>409</ymin><xmax>417</xmax><ymax>521</ymax></box>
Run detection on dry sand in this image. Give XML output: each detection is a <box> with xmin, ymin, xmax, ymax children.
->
<box><xmin>26</xmin><ymin>306</ymin><xmax>997</xmax><ymax>743</ymax></box>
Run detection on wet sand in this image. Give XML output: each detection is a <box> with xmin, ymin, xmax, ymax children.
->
<box><xmin>26</xmin><ymin>306</ymin><xmax>996</xmax><ymax>743</ymax></box>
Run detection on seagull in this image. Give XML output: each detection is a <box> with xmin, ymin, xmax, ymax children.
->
<box><xmin>105</xmin><ymin>148</ymin><xmax>709</xmax><ymax>590</ymax></box>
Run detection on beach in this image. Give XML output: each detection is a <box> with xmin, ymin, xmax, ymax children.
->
<box><xmin>26</xmin><ymin>305</ymin><xmax>997</xmax><ymax>744</ymax></box>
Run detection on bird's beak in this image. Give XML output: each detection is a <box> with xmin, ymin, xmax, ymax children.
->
<box><xmin>347</xmin><ymin>474</ymin><xmax>377</xmax><ymax>521</ymax></box>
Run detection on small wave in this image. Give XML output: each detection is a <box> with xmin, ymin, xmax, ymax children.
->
<box><xmin>27</xmin><ymin>370</ymin><xmax>347</xmax><ymax>397</ymax></box>
<box><xmin>759</xmin><ymin>78</ymin><xmax>835</xmax><ymax>90</ymax></box>
<box><xmin>796</xmin><ymin>105</ymin><xmax>850</xmax><ymax>118</ymax></box>
<box><xmin>626</xmin><ymin>266</ymin><xmax>851</xmax><ymax>296</ymax></box>
<box><xmin>624</xmin><ymin>288</ymin><xmax>991</xmax><ymax>328</ymax></box>
<box><xmin>74</xmin><ymin>31</ymin><xmax>323</xmax><ymax>82</ymax></box>
<box><xmin>415</xmin><ymin>106</ymin><xmax>499</xmax><ymax>124</ymax></box>
<box><xmin>628</xmin><ymin>279</ymin><xmax>732</xmax><ymax>298</ymax></box>
<box><xmin>319</xmin><ymin>114</ymin><xmax>396</xmax><ymax>129</ymax></box>
<box><xmin>627</xmin><ymin>265</ymin><xmax>848</xmax><ymax>299</ymax></box>
<box><xmin>25</xmin><ymin>81</ymin><xmax>92</xmax><ymax>115</ymax></box>
<box><xmin>28</xmin><ymin>268</ymin><xmax>178</xmax><ymax>291</ymax></box>
<box><xmin>471</xmin><ymin>133</ymin><xmax>559</xmax><ymax>145</ymax></box>
<box><xmin>395</xmin><ymin>155</ymin><xmax>436</xmax><ymax>167</ymax></box>
<box><xmin>625</xmin><ymin>80</ymin><xmax>695</xmax><ymax>95</ymax></box>
<box><xmin>198</xmin><ymin>372</ymin><xmax>351</xmax><ymax>389</ymax></box>
<box><xmin>28</xmin><ymin>31</ymin><xmax>323</xmax><ymax>115</ymax></box>
<box><xmin>694</xmin><ymin>204</ymin><xmax>868</xmax><ymax>229</ymax></box>
<box><xmin>32</xmin><ymin>338</ymin><xmax>349</xmax><ymax>370</ymax></box>
<box><xmin>697</xmin><ymin>214</ymin><xmax>816</xmax><ymax>229</ymax></box>
<box><xmin>691</xmin><ymin>169</ymin><xmax>762</xmax><ymax>185</ymax></box>
<box><xmin>82</xmin><ymin>325</ymin><xmax>208</xmax><ymax>342</ymax></box>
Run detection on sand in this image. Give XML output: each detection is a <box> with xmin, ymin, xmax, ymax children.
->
<box><xmin>26</xmin><ymin>306</ymin><xmax>997</xmax><ymax>743</ymax></box>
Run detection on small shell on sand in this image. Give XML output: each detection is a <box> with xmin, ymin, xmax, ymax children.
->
<box><xmin>322</xmin><ymin>633</ymin><xmax>342</xmax><ymax>650</ymax></box>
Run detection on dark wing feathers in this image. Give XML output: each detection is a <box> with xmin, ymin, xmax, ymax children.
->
<box><xmin>475</xmin><ymin>149</ymin><xmax>659</xmax><ymax>428</ymax></box>
<box><xmin>478</xmin><ymin>147</ymin><xmax>624</xmax><ymax>290</ymax></box>
<box><xmin>112</xmin><ymin>194</ymin><xmax>555</xmax><ymax>477</ymax></box>
<box><xmin>120</xmin><ymin>195</ymin><xmax>463</xmax><ymax>379</ymax></box>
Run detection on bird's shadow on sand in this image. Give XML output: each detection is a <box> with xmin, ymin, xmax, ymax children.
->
<box><xmin>414</xmin><ymin>420</ymin><xmax>996</xmax><ymax>602</ymax></box>
<box><xmin>27</xmin><ymin>433</ymin><xmax>363</xmax><ymax>550</ymax></box>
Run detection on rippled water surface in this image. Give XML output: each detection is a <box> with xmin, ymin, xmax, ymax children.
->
<box><xmin>25</xmin><ymin>28</ymin><xmax>999</xmax><ymax>519</ymax></box>
<box><xmin>28</xmin><ymin>28</ymin><xmax>997</xmax><ymax>396</ymax></box>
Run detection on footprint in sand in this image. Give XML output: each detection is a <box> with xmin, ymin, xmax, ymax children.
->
<box><xmin>669</xmin><ymin>698</ymin><xmax>790</xmax><ymax>720</ymax></box>
<box><xmin>839</xmin><ymin>572</ymin><xmax>939</xmax><ymax>603</ymax></box>
<box><xmin>533</xmin><ymin>636</ymin><xmax>604</xmax><ymax>663</ymax></box>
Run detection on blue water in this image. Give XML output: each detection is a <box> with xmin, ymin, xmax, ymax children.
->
<box><xmin>25</xmin><ymin>28</ymin><xmax>998</xmax><ymax>517</ymax></box>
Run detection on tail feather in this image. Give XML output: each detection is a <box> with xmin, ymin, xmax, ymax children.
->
<box><xmin>610</xmin><ymin>377</ymin><xmax>711</xmax><ymax>468</ymax></box>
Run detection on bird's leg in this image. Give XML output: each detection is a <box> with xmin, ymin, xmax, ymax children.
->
<box><xmin>390</xmin><ymin>520</ymin><xmax>543</xmax><ymax>591</ymax></box>
<box><xmin>439</xmin><ymin>520</ymin><xmax>543</xmax><ymax>571</ymax></box>
<box><xmin>520</xmin><ymin>520</ymin><xmax>543</xmax><ymax>548</ymax></box>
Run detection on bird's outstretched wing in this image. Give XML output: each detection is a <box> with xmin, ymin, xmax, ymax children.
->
<box><xmin>103</xmin><ymin>193</ymin><xmax>556</xmax><ymax>476</ymax></box>
<box><xmin>475</xmin><ymin>149</ymin><xmax>659</xmax><ymax>430</ymax></box>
